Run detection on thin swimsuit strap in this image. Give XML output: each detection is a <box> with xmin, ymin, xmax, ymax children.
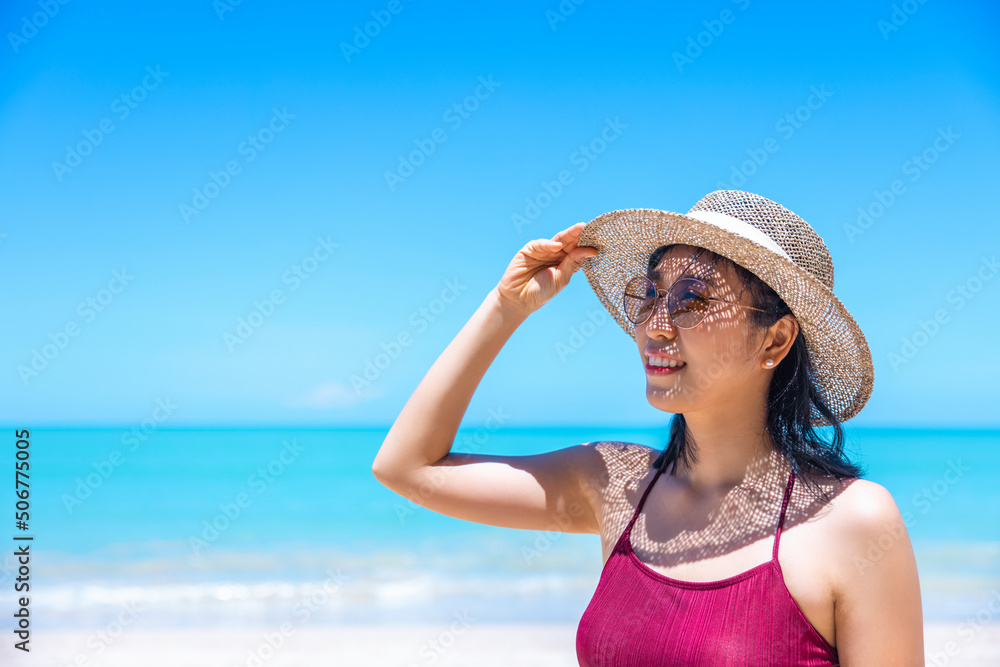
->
<box><xmin>773</xmin><ymin>467</ymin><xmax>796</xmax><ymax>561</ymax></box>
<box><xmin>622</xmin><ymin>465</ymin><xmax>798</xmax><ymax>562</ymax></box>
<box><xmin>622</xmin><ymin>466</ymin><xmax>665</xmax><ymax>538</ymax></box>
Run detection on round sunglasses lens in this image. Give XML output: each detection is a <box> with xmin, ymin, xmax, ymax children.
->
<box><xmin>623</xmin><ymin>276</ymin><xmax>656</xmax><ymax>323</ymax></box>
<box><xmin>667</xmin><ymin>278</ymin><xmax>711</xmax><ymax>328</ymax></box>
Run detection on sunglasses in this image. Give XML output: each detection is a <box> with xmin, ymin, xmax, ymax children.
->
<box><xmin>622</xmin><ymin>275</ymin><xmax>769</xmax><ymax>328</ymax></box>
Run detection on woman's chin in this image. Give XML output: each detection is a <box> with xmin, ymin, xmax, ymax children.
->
<box><xmin>645</xmin><ymin>391</ymin><xmax>689</xmax><ymax>412</ymax></box>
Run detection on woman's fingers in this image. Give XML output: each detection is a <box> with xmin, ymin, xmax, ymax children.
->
<box><xmin>496</xmin><ymin>223</ymin><xmax>599</xmax><ymax>315</ymax></box>
<box><xmin>550</xmin><ymin>222</ymin><xmax>587</xmax><ymax>246</ymax></box>
<box><xmin>547</xmin><ymin>247</ymin><xmax>592</xmax><ymax>289</ymax></box>
<box><xmin>525</xmin><ymin>238</ymin><xmax>563</xmax><ymax>258</ymax></box>
<box><xmin>523</xmin><ymin>223</ymin><xmax>597</xmax><ymax>266</ymax></box>
<box><xmin>521</xmin><ymin>222</ymin><xmax>597</xmax><ymax>266</ymax></box>
<box><xmin>539</xmin><ymin>223</ymin><xmax>590</xmax><ymax>258</ymax></box>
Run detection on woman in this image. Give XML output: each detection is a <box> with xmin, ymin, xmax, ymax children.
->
<box><xmin>372</xmin><ymin>190</ymin><xmax>924</xmax><ymax>665</ymax></box>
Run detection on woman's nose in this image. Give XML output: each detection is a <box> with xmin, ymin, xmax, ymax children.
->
<box><xmin>643</xmin><ymin>295</ymin><xmax>677</xmax><ymax>337</ymax></box>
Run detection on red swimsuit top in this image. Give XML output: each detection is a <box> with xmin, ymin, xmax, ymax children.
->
<box><xmin>576</xmin><ymin>465</ymin><xmax>839</xmax><ymax>666</ymax></box>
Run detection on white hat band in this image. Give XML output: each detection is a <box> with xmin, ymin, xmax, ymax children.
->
<box><xmin>685</xmin><ymin>210</ymin><xmax>792</xmax><ymax>262</ymax></box>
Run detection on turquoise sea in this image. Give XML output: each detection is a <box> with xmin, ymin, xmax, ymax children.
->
<box><xmin>4</xmin><ymin>426</ymin><xmax>999</xmax><ymax>632</ymax></box>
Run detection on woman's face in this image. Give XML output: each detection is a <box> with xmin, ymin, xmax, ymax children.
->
<box><xmin>634</xmin><ymin>245</ymin><xmax>773</xmax><ymax>416</ymax></box>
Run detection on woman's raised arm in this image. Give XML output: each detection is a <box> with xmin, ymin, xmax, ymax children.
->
<box><xmin>371</xmin><ymin>223</ymin><xmax>602</xmax><ymax>534</ymax></box>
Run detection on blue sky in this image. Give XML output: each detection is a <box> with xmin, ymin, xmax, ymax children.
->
<box><xmin>1</xmin><ymin>0</ymin><xmax>998</xmax><ymax>427</ymax></box>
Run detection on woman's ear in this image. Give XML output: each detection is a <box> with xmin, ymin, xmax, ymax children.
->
<box><xmin>763</xmin><ymin>314</ymin><xmax>799</xmax><ymax>364</ymax></box>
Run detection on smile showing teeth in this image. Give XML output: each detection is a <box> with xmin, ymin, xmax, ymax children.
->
<box><xmin>647</xmin><ymin>357</ymin><xmax>686</xmax><ymax>368</ymax></box>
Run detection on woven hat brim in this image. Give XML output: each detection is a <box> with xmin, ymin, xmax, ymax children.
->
<box><xmin>577</xmin><ymin>208</ymin><xmax>874</xmax><ymax>426</ymax></box>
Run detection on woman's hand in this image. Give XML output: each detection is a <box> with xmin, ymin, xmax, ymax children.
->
<box><xmin>493</xmin><ymin>222</ymin><xmax>599</xmax><ymax>317</ymax></box>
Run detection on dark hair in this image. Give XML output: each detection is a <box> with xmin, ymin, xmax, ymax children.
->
<box><xmin>648</xmin><ymin>245</ymin><xmax>866</xmax><ymax>496</ymax></box>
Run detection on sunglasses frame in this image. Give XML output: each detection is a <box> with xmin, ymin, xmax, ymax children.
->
<box><xmin>623</xmin><ymin>275</ymin><xmax>770</xmax><ymax>328</ymax></box>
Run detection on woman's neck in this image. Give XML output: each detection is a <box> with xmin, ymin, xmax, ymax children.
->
<box><xmin>671</xmin><ymin>410</ymin><xmax>784</xmax><ymax>498</ymax></box>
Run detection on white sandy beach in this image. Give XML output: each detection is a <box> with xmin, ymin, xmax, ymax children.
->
<box><xmin>5</xmin><ymin>623</ymin><xmax>999</xmax><ymax>666</ymax></box>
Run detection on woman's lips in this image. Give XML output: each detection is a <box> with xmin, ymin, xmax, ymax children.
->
<box><xmin>645</xmin><ymin>361</ymin><xmax>685</xmax><ymax>374</ymax></box>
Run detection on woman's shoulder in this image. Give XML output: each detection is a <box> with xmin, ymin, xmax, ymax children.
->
<box><xmin>579</xmin><ymin>441</ymin><xmax>660</xmax><ymax>481</ymax></box>
<box><xmin>584</xmin><ymin>440</ymin><xmax>659</xmax><ymax>459</ymax></box>
<box><xmin>817</xmin><ymin>476</ymin><xmax>904</xmax><ymax>527</ymax></box>
<box><xmin>795</xmin><ymin>474</ymin><xmax>919</xmax><ymax>616</ymax></box>
<box><xmin>793</xmin><ymin>473</ymin><xmax>910</xmax><ymax>569</ymax></box>
<box><xmin>575</xmin><ymin>442</ymin><xmax>662</xmax><ymax>546</ymax></box>
<box><xmin>573</xmin><ymin>441</ymin><xmax>660</xmax><ymax>508</ymax></box>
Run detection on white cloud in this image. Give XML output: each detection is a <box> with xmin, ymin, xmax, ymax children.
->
<box><xmin>285</xmin><ymin>381</ymin><xmax>382</xmax><ymax>409</ymax></box>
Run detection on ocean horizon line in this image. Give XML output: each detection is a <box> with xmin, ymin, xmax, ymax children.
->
<box><xmin>6</xmin><ymin>422</ymin><xmax>1000</xmax><ymax>433</ymax></box>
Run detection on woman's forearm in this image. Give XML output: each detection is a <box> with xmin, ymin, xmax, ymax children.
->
<box><xmin>371</xmin><ymin>286</ymin><xmax>529</xmax><ymax>482</ymax></box>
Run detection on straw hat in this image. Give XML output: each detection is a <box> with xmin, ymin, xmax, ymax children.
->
<box><xmin>576</xmin><ymin>189</ymin><xmax>874</xmax><ymax>426</ymax></box>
